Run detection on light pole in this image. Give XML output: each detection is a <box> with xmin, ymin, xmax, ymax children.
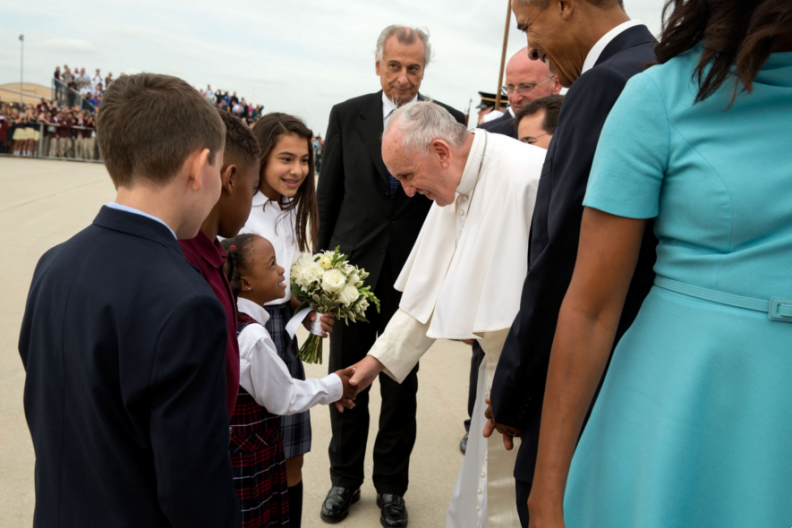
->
<box><xmin>19</xmin><ymin>34</ymin><xmax>24</xmax><ymax>105</ymax></box>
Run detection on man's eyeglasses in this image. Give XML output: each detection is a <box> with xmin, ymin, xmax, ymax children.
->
<box><xmin>502</xmin><ymin>76</ymin><xmax>555</xmax><ymax>96</ymax></box>
<box><xmin>520</xmin><ymin>133</ymin><xmax>547</xmax><ymax>145</ymax></box>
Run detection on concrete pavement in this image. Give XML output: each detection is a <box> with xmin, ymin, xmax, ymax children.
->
<box><xmin>0</xmin><ymin>158</ymin><xmax>472</xmax><ymax>527</ymax></box>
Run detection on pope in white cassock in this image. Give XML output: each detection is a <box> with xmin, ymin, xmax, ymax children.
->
<box><xmin>347</xmin><ymin>101</ymin><xmax>545</xmax><ymax>528</ymax></box>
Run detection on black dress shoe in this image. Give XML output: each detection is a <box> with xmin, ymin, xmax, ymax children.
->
<box><xmin>460</xmin><ymin>432</ymin><xmax>469</xmax><ymax>454</ymax></box>
<box><xmin>377</xmin><ymin>494</ymin><xmax>408</xmax><ymax>527</ymax></box>
<box><xmin>320</xmin><ymin>486</ymin><xmax>360</xmax><ymax>523</ymax></box>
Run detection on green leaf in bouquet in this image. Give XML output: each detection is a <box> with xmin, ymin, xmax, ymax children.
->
<box><xmin>293</xmin><ymin>299</ymin><xmax>311</xmax><ymax>316</ymax></box>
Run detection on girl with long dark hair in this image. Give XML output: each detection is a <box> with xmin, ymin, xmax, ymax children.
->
<box><xmin>528</xmin><ymin>1</ymin><xmax>792</xmax><ymax>527</ymax></box>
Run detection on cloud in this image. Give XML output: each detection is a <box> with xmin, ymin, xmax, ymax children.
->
<box><xmin>39</xmin><ymin>38</ymin><xmax>96</xmax><ymax>53</ymax></box>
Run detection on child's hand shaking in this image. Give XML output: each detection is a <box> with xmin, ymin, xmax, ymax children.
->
<box><xmin>334</xmin><ymin>366</ymin><xmax>358</xmax><ymax>413</ymax></box>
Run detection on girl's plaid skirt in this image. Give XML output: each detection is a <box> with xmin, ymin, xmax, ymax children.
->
<box><xmin>265</xmin><ymin>301</ymin><xmax>311</xmax><ymax>459</ymax></box>
<box><xmin>230</xmin><ymin>390</ymin><xmax>289</xmax><ymax>528</ymax></box>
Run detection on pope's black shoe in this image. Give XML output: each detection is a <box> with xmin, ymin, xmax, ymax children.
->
<box><xmin>320</xmin><ymin>486</ymin><xmax>360</xmax><ymax>523</ymax></box>
<box><xmin>377</xmin><ymin>494</ymin><xmax>409</xmax><ymax>527</ymax></box>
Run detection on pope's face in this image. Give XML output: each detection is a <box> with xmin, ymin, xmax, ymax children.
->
<box><xmin>382</xmin><ymin>129</ymin><xmax>458</xmax><ymax>207</ymax></box>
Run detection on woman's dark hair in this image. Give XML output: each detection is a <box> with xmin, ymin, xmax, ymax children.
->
<box><xmin>221</xmin><ymin>233</ymin><xmax>261</xmax><ymax>298</ymax></box>
<box><xmin>251</xmin><ymin>113</ymin><xmax>319</xmax><ymax>253</ymax></box>
<box><xmin>656</xmin><ymin>0</ymin><xmax>792</xmax><ymax>104</ymax></box>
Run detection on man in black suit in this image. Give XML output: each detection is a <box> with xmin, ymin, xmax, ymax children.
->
<box><xmin>19</xmin><ymin>73</ymin><xmax>240</xmax><ymax>528</ymax></box>
<box><xmin>479</xmin><ymin>47</ymin><xmax>561</xmax><ymax>139</ymax></box>
<box><xmin>316</xmin><ymin>24</ymin><xmax>465</xmax><ymax>527</ymax></box>
<box><xmin>486</xmin><ymin>0</ymin><xmax>659</xmax><ymax>525</ymax></box>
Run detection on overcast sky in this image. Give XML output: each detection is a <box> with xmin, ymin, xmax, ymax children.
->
<box><xmin>1</xmin><ymin>1</ymin><xmax>665</xmax><ymax>136</ymax></box>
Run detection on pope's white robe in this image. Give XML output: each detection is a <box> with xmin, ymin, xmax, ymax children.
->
<box><xmin>368</xmin><ymin>130</ymin><xmax>545</xmax><ymax>528</ymax></box>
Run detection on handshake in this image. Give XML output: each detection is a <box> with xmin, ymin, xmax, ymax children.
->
<box><xmin>331</xmin><ymin>355</ymin><xmax>387</xmax><ymax>413</ymax></box>
<box><xmin>333</xmin><ymin>366</ymin><xmax>360</xmax><ymax>411</ymax></box>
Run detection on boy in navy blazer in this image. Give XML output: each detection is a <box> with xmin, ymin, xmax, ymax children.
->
<box><xmin>19</xmin><ymin>73</ymin><xmax>241</xmax><ymax>527</ymax></box>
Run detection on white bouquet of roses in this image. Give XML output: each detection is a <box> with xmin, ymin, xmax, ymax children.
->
<box><xmin>289</xmin><ymin>246</ymin><xmax>380</xmax><ymax>364</ymax></box>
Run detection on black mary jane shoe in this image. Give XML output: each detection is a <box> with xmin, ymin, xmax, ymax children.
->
<box><xmin>320</xmin><ymin>486</ymin><xmax>361</xmax><ymax>523</ymax></box>
<box><xmin>377</xmin><ymin>493</ymin><xmax>409</xmax><ymax>527</ymax></box>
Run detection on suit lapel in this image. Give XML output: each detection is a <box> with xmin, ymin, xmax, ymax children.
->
<box><xmin>357</xmin><ymin>92</ymin><xmax>390</xmax><ymax>189</ymax></box>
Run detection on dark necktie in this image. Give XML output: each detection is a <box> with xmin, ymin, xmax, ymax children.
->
<box><xmin>387</xmin><ymin>170</ymin><xmax>399</xmax><ymax>199</ymax></box>
<box><xmin>384</xmin><ymin>108</ymin><xmax>400</xmax><ymax>199</ymax></box>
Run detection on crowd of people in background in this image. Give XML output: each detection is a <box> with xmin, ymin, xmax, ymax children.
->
<box><xmin>199</xmin><ymin>85</ymin><xmax>265</xmax><ymax>126</ymax></box>
<box><xmin>0</xmin><ymin>66</ymin><xmax>275</xmax><ymax>159</ymax></box>
<box><xmin>3</xmin><ymin>67</ymin><xmax>335</xmax><ymax>169</ymax></box>
<box><xmin>54</xmin><ymin>65</ymin><xmax>108</xmax><ymax>111</ymax></box>
<box><xmin>0</xmin><ymin>100</ymin><xmax>97</xmax><ymax>159</ymax></box>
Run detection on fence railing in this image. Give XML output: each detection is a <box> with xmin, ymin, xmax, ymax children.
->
<box><xmin>0</xmin><ymin>122</ymin><xmax>101</xmax><ymax>163</ymax></box>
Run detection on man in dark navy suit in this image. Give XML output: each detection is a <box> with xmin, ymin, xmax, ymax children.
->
<box><xmin>479</xmin><ymin>47</ymin><xmax>561</xmax><ymax>139</ymax></box>
<box><xmin>486</xmin><ymin>0</ymin><xmax>658</xmax><ymax>525</ymax></box>
<box><xmin>19</xmin><ymin>73</ymin><xmax>240</xmax><ymax>528</ymax></box>
<box><xmin>316</xmin><ymin>24</ymin><xmax>465</xmax><ymax>527</ymax></box>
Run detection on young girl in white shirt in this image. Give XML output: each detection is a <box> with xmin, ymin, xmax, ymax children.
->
<box><xmin>239</xmin><ymin>113</ymin><xmax>335</xmax><ymax>527</ymax></box>
<box><xmin>222</xmin><ymin>233</ymin><xmax>354</xmax><ymax>528</ymax></box>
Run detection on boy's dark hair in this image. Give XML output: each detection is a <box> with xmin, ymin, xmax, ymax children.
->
<box><xmin>252</xmin><ymin>113</ymin><xmax>319</xmax><ymax>253</ymax></box>
<box><xmin>217</xmin><ymin>109</ymin><xmax>260</xmax><ymax>168</ymax></box>
<box><xmin>221</xmin><ymin>233</ymin><xmax>261</xmax><ymax>298</ymax></box>
<box><xmin>513</xmin><ymin>94</ymin><xmax>565</xmax><ymax>136</ymax></box>
<box><xmin>97</xmin><ymin>73</ymin><xmax>225</xmax><ymax>188</ymax></box>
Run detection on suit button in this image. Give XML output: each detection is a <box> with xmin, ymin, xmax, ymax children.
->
<box><xmin>380</xmin><ymin>246</ymin><xmax>386</xmax><ymax>253</ymax></box>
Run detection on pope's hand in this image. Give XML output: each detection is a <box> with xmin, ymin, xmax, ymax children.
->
<box><xmin>483</xmin><ymin>396</ymin><xmax>523</xmax><ymax>451</ymax></box>
<box><xmin>333</xmin><ymin>355</ymin><xmax>384</xmax><ymax>413</ymax></box>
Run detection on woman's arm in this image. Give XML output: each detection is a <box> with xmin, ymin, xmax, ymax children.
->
<box><xmin>528</xmin><ymin>208</ymin><xmax>647</xmax><ymax>527</ymax></box>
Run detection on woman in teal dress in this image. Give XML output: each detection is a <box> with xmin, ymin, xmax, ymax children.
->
<box><xmin>526</xmin><ymin>1</ymin><xmax>792</xmax><ymax>527</ymax></box>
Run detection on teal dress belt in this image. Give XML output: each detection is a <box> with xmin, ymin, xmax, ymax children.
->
<box><xmin>654</xmin><ymin>277</ymin><xmax>792</xmax><ymax>323</ymax></box>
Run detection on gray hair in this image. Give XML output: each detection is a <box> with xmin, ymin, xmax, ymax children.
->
<box><xmin>375</xmin><ymin>25</ymin><xmax>433</xmax><ymax>67</ymax></box>
<box><xmin>385</xmin><ymin>101</ymin><xmax>468</xmax><ymax>153</ymax></box>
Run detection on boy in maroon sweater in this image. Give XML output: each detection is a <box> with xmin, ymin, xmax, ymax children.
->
<box><xmin>180</xmin><ymin>110</ymin><xmax>261</xmax><ymax>418</ymax></box>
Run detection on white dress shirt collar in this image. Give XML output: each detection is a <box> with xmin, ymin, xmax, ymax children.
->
<box><xmin>508</xmin><ymin>107</ymin><xmax>515</xmax><ymax>118</ymax></box>
<box><xmin>251</xmin><ymin>191</ymin><xmax>288</xmax><ymax>208</ymax></box>
<box><xmin>106</xmin><ymin>202</ymin><xmax>176</xmax><ymax>239</ymax></box>
<box><xmin>582</xmin><ymin>19</ymin><xmax>644</xmax><ymax>74</ymax></box>
<box><xmin>382</xmin><ymin>92</ymin><xmax>419</xmax><ymax>123</ymax></box>
<box><xmin>457</xmin><ymin>130</ymin><xmax>486</xmax><ymax>197</ymax></box>
<box><xmin>237</xmin><ymin>297</ymin><xmax>271</xmax><ymax>326</ymax></box>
